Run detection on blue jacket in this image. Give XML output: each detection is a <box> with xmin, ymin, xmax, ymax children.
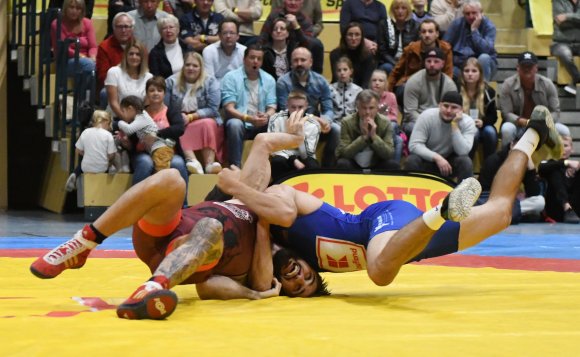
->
<box><xmin>443</xmin><ymin>15</ymin><xmax>497</xmax><ymax>67</ymax></box>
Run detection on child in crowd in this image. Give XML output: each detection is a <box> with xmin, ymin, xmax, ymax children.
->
<box><xmin>411</xmin><ymin>0</ymin><xmax>433</xmax><ymax>23</ymax></box>
<box><xmin>369</xmin><ymin>69</ymin><xmax>405</xmax><ymax>163</ymax></box>
<box><xmin>330</xmin><ymin>57</ymin><xmax>363</xmax><ymax>121</ymax></box>
<box><xmin>65</xmin><ymin>110</ymin><xmax>119</xmax><ymax>192</ymax></box>
<box><xmin>117</xmin><ymin>96</ymin><xmax>174</xmax><ymax>173</ymax></box>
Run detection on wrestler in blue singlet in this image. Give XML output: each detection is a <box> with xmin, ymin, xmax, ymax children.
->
<box><xmin>273</xmin><ymin>201</ymin><xmax>461</xmax><ymax>272</ymax></box>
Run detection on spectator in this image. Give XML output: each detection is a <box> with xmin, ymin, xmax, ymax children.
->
<box><xmin>479</xmin><ymin>137</ymin><xmax>546</xmax><ymax>224</ymax></box>
<box><xmin>162</xmin><ymin>0</ymin><xmax>193</xmax><ymax>19</ymax></box>
<box><xmin>499</xmin><ymin>51</ymin><xmax>561</xmax><ymax>150</ymax></box>
<box><xmin>430</xmin><ymin>0</ymin><xmax>463</xmax><ymax>36</ymax></box>
<box><xmin>329</xmin><ymin>22</ymin><xmax>376</xmax><ymax>88</ymax></box>
<box><xmin>369</xmin><ymin>69</ymin><xmax>404</xmax><ymax>164</ymax></box>
<box><xmin>377</xmin><ymin>0</ymin><xmax>420</xmax><ymax>74</ymax></box>
<box><xmin>259</xmin><ymin>0</ymin><xmax>324</xmax><ymax>74</ymax></box>
<box><xmin>330</xmin><ymin>57</ymin><xmax>363</xmax><ymax>122</ymax></box>
<box><xmin>551</xmin><ymin>0</ymin><xmax>580</xmax><ymax>95</ymax></box>
<box><xmin>411</xmin><ymin>0</ymin><xmax>432</xmax><ymax>23</ymax></box>
<box><xmin>166</xmin><ymin>52</ymin><xmax>223</xmax><ymax>174</ymax></box>
<box><xmin>149</xmin><ymin>15</ymin><xmax>192</xmax><ymax>79</ymax></box>
<box><xmin>539</xmin><ymin>131</ymin><xmax>580</xmax><ymax>223</ymax></box>
<box><xmin>222</xmin><ymin>44</ymin><xmax>277</xmax><ymax>167</ymax></box>
<box><xmin>458</xmin><ymin>57</ymin><xmax>498</xmax><ymax>160</ymax></box>
<box><xmin>336</xmin><ymin>89</ymin><xmax>399</xmax><ymax>171</ymax></box>
<box><xmin>277</xmin><ymin>47</ymin><xmax>335</xmax><ymax>167</ymax></box>
<box><xmin>65</xmin><ymin>110</ymin><xmax>119</xmax><ymax>192</ymax></box>
<box><xmin>402</xmin><ymin>47</ymin><xmax>457</xmax><ymax>136</ymax></box>
<box><xmin>106</xmin><ymin>0</ymin><xmax>136</xmax><ymax>38</ymax></box>
<box><xmin>405</xmin><ymin>91</ymin><xmax>476</xmax><ymax>182</ymax></box>
<box><xmin>105</xmin><ymin>41</ymin><xmax>153</xmax><ymax>119</ymax></box>
<box><xmin>51</xmin><ymin>0</ymin><xmax>97</xmax><ymax>76</ymax></box>
<box><xmin>129</xmin><ymin>77</ymin><xmax>188</xmax><ymax>186</ymax></box>
<box><xmin>262</xmin><ymin>18</ymin><xmax>306</xmax><ymax>81</ymax></box>
<box><xmin>388</xmin><ymin>19</ymin><xmax>453</xmax><ymax>106</ymax></box>
<box><xmin>97</xmin><ymin>12</ymin><xmax>134</xmax><ymax>107</ymax></box>
<box><xmin>214</xmin><ymin>0</ymin><xmax>263</xmax><ymax>45</ymax></box>
<box><xmin>128</xmin><ymin>0</ymin><xmax>169</xmax><ymax>52</ymax></box>
<box><xmin>271</xmin><ymin>0</ymin><xmax>323</xmax><ymax>37</ymax></box>
<box><xmin>268</xmin><ymin>90</ymin><xmax>321</xmax><ymax>182</ymax></box>
<box><xmin>339</xmin><ymin>0</ymin><xmax>387</xmax><ymax>55</ymax></box>
<box><xmin>443</xmin><ymin>0</ymin><xmax>497</xmax><ymax>81</ymax></box>
<box><xmin>117</xmin><ymin>95</ymin><xmax>175</xmax><ymax>174</ymax></box>
<box><xmin>202</xmin><ymin>20</ymin><xmax>247</xmax><ymax>83</ymax></box>
<box><xmin>179</xmin><ymin>0</ymin><xmax>223</xmax><ymax>53</ymax></box>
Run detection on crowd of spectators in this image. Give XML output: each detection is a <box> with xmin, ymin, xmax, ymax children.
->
<box><xmin>55</xmin><ymin>0</ymin><xmax>579</xmax><ymax>223</ymax></box>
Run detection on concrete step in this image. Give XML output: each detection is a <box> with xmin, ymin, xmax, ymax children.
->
<box><xmin>495</xmin><ymin>44</ymin><xmax>528</xmax><ymax>55</ymax></box>
<box><xmin>496</xmin><ymin>28</ymin><xmax>527</xmax><ymax>48</ymax></box>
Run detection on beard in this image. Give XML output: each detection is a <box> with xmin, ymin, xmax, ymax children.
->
<box><xmin>272</xmin><ymin>248</ymin><xmax>300</xmax><ymax>280</ymax></box>
<box><xmin>294</xmin><ymin>67</ymin><xmax>308</xmax><ymax>77</ymax></box>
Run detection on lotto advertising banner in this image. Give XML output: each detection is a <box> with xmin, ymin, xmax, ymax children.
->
<box><xmin>89</xmin><ymin>0</ymin><xmax>394</xmax><ymax>21</ymax></box>
<box><xmin>279</xmin><ymin>171</ymin><xmax>454</xmax><ymax>214</ymax></box>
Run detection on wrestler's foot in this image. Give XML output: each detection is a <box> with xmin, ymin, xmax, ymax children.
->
<box><xmin>117</xmin><ymin>277</ymin><xmax>177</xmax><ymax>320</ymax></box>
<box><xmin>440</xmin><ymin>177</ymin><xmax>481</xmax><ymax>222</ymax></box>
<box><xmin>30</xmin><ymin>225</ymin><xmax>98</xmax><ymax>279</ymax></box>
<box><xmin>527</xmin><ymin>105</ymin><xmax>557</xmax><ymax>150</ymax></box>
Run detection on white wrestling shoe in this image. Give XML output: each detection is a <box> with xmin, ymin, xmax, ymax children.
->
<box><xmin>440</xmin><ymin>177</ymin><xmax>482</xmax><ymax>222</ymax></box>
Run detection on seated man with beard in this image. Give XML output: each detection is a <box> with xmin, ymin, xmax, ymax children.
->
<box><xmin>29</xmin><ymin>111</ymin><xmax>310</xmax><ymax>319</ymax></box>
<box><xmin>217</xmin><ymin>105</ymin><xmax>560</xmax><ymax>297</ymax></box>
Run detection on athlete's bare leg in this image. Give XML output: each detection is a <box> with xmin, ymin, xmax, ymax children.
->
<box><xmin>92</xmin><ymin>168</ymin><xmax>185</xmax><ymax>235</ymax></box>
<box><xmin>365</xmin><ymin>105</ymin><xmax>555</xmax><ymax>287</ymax></box>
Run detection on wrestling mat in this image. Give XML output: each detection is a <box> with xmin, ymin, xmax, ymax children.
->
<box><xmin>2</xmin><ymin>231</ymin><xmax>580</xmax><ymax>356</ymax></box>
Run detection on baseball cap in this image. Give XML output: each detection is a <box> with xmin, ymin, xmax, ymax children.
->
<box><xmin>422</xmin><ymin>47</ymin><xmax>445</xmax><ymax>61</ymax></box>
<box><xmin>518</xmin><ymin>51</ymin><xmax>538</xmax><ymax>65</ymax></box>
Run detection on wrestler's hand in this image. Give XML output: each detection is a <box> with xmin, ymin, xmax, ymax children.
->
<box><xmin>217</xmin><ymin>165</ymin><xmax>242</xmax><ymax>195</ymax></box>
<box><xmin>257</xmin><ymin>278</ymin><xmax>282</xmax><ymax>299</ymax></box>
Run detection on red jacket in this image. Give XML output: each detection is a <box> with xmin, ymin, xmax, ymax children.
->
<box><xmin>387</xmin><ymin>39</ymin><xmax>453</xmax><ymax>91</ymax></box>
<box><xmin>96</xmin><ymin>35</ymin><xmax>128</xmax><ymax>91</ymax></box>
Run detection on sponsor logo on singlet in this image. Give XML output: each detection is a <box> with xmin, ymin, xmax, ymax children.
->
<box><xmin>213</xmin><ymin>202</ymin><xmax>254</xmax><ymax>223</ymax></box>
<box><xmin>316</xmin><ymin>236</ymin><xmax>367</xmax><ymax>272</ymax></box>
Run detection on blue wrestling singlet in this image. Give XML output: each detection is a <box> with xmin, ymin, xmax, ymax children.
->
<box><xmin>274</xmin><ymin>201</ymin><xmax>461</xmax><ymax>273</ymax></box>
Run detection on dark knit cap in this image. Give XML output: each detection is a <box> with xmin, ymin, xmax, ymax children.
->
<box><xmin>441</xmin><ymin>91</ymin><xmax>463</xmax><ymax>106</ymax></box>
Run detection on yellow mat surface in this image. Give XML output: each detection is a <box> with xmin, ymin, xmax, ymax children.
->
<box><xmin>2</xmin><ymin>257</ymin><xmax>580</xmax><ymax>356</ymax></box>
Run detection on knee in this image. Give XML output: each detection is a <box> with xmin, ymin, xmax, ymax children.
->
<box><xmin>478</xmin><ymin>53</ymin><xmax>491</xmax><ymax>63</ymax></box>
<box><xmin>226</xmin><ymin>119</ymin><xmax>244</xmax><ymax>134</ymax></box>
<box><xmin>195</xmin><ymin>217</ymin><xmax>223</xmax><ymax>236</ymax></box>
<box><xmin>455</xmin><ymin>156</ymin><xmax>473</xmax><ymax>170</ymax></box>
<box><xmin>404</xmin><ymin>154</ymin><xmax>421</xmax><ymax>170</ymax></box>
<box><xmin>154</xmin><ymin>168</ymin><xmax>186</xmax><ymax>192</ymax></box>
<box><xmin>482</xmin><ymin>125</ymin><xmax>497</xmax><ymax>139</ymax></box>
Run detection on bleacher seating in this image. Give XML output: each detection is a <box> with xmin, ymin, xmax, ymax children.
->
<box><xmin>6</xmin><ymin>0</ymin><xmax>580</xmax><ymax>216</ymax></box>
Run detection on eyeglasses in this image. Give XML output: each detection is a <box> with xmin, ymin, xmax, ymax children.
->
<box><xmin>115</xmin><ymin>25</ymin><xmax>133</xmax><ymax>30</ymax></box>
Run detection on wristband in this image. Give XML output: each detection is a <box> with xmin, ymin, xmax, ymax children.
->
<box><xmin>232</xmin><ymin>7</ymin><xmax>237</xmax><ymax>13</ymax></box>
<box><xmin>565</xmin><ymin>160</ymin><xmax>570</xmax><ymax>167</ymax></box>
<box><xmin>294</xmin><ymin>24</ymin><xmax>301</xmax><ymax>30</ymax></box>
<box><xmin>200</xmin><ymin>34</ymin><xmax>206</xmax><ymax>43</ymax></box>
<box><xmin>243</xmin><ymin>114</ymin><xmax>249</xmax><ymax>121</ymax></box>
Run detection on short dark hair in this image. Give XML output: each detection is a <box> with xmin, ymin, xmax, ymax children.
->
<box><xmin>420</xmin><ymin>18</ymin><xmax>440</xmax><ymax>33</ymax></box>
<box><xmin>146</xmin><ymin>76</ymin><xmax>166</xmax><ymax>92</ymax></box>
<box><xmin>312</xmin><ymin>273</ymin><xmax>331</xmax><ymax>297</ymax></box>
<box><xmin>244</xmin><ymin>43</ymin><xmax>264</xmax><ymax>58</ymax></box>
<box><xmin>120</xmin><ymin>95</ymin><xmax>144</xmax><ymax>112</ymax></box>
<box><xmin>218</xmin><ymin>19</ymin><xmax>239</xmax><ymax>34</ymax></box>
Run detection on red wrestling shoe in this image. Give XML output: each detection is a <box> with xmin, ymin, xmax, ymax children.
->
<box><xmin>30</xmin><ymin>225</ymin><xmax>98</xmax><ymax>279</ymax></box>
<box><xmin>117</xmin><ymin>277</ymin><xmax>177</xmax><ymax>320</ymax></box>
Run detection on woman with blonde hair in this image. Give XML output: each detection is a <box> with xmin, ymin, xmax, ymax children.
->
<box><xmin>459</xmin><ymin>57</ymin><xmax>498</xmax><ymax>159</ymax></box>
<box><xmin>104</xmin><ymin>41</ymin><xmax>153</xmax><ymax>119</ymax></box>
<box><xmin>165</xmin><ymin>51</ymin><xmax>223</xmax><ymax>174</ymax></box>
<box><xmin>50</xmin><ymin>0</ymin><xmax>98</xmax><ymax>75</ymax></box>
<box><xmin>377</xmin><ymin>0</ymin><xmax>419</xmax><ymax>74</ymax></box>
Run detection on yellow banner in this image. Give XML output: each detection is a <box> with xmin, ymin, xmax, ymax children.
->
<box><xmin>280</xmin><ymin>172</ymin><xmax>453</xmax><ymax>214</ymax></box>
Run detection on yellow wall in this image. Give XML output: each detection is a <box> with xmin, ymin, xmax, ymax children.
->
<box><xmin>0</xmin><ymin>0</ymin><xmax>7</xmax><ymax>210</ymax></box>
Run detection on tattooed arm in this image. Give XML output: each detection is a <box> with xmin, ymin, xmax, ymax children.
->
<box><xmin>196</xmin><ymin>275</ymin><xmax>281</xmax><ymax>300</ymax></box>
